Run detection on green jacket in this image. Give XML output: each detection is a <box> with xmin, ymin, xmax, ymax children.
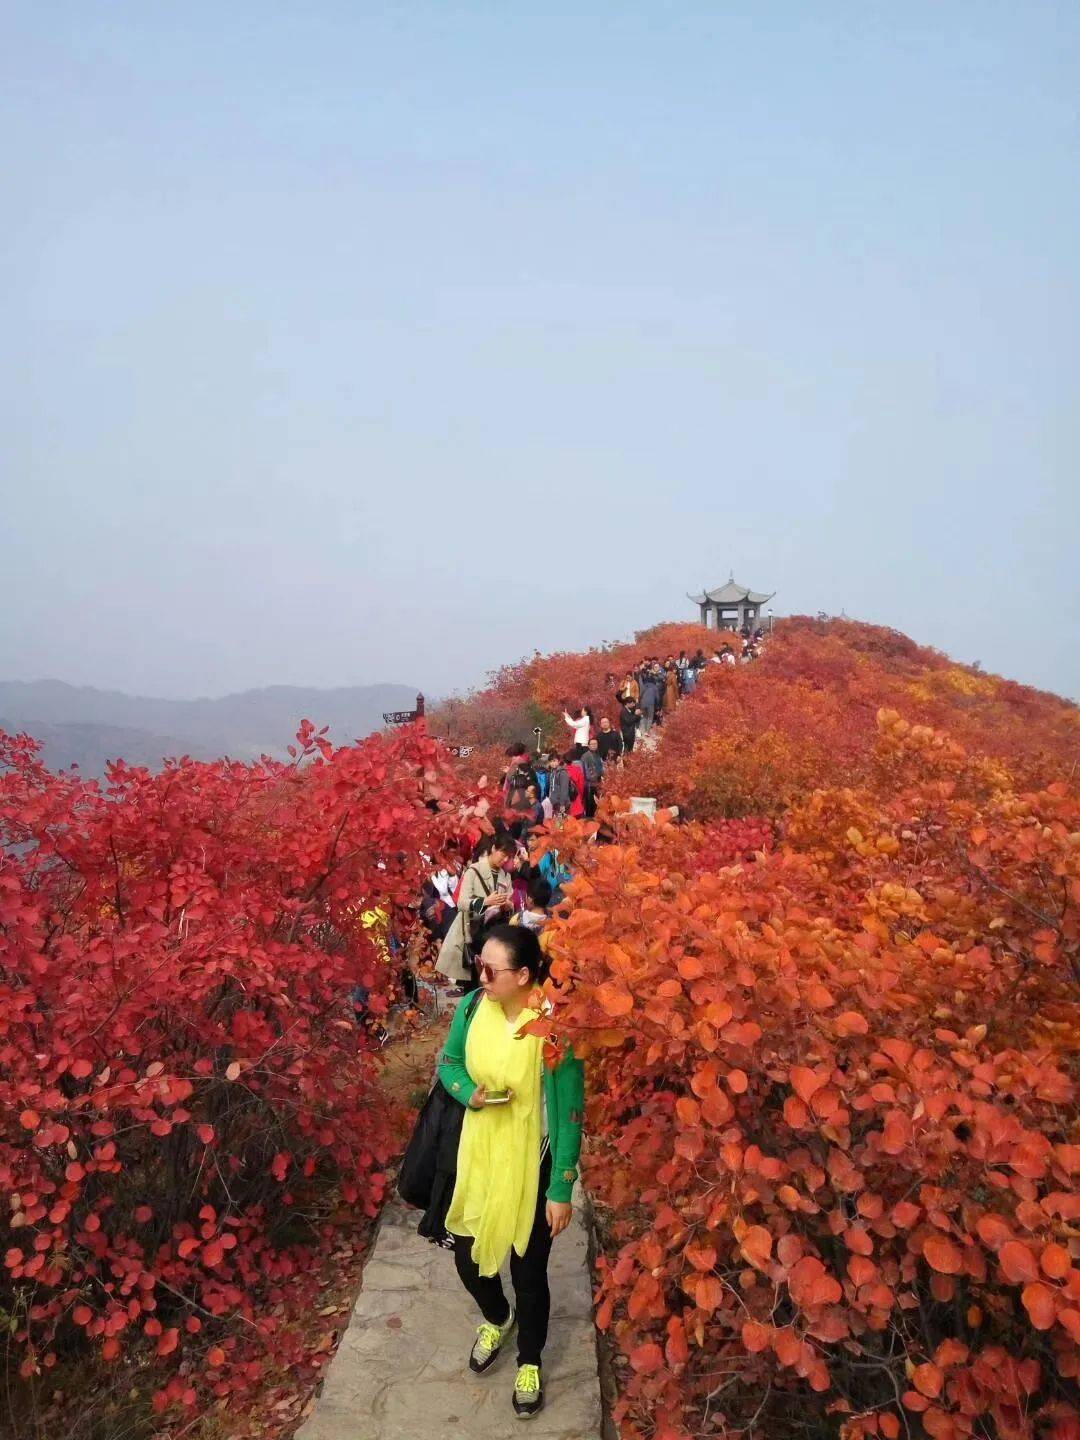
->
<box><xmin>438</xmin><ymin>995</ymin><xmax>585</xmax><ymax>1205</ymax></box>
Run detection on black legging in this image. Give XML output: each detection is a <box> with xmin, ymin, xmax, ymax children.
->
<box><xmin>453</xmin><ymin>1148</ymin><xmax>553</xmax><ymax>1366</ymax></box>
<box><xmin>621</xmin><ymin>728</ymin><xmax>636</xmax><ymax>756</ymax></box>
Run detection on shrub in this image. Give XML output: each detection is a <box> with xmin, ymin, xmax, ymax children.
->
<box><xmin>0</xmin><ymin>719</ymin><xmax>463</xmax><ymax>1424</ymax></box>
<box><xmin>531</xmin><ymin>709</ymin><xmax>1079</xmax><ymax>1440</ymax></box>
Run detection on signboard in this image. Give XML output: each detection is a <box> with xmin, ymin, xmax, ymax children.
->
<box><xmin>431</xmin><ymin>738</ymin><xmax>473</xmax><ymax>758</ymax></box>
<box><xmin>382</xmin><ymin>692</ymin><xmax>426</xmax><ymax>726</ymax></box>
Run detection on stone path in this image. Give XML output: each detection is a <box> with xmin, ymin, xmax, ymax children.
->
<box><xmin>295</xmin><ymin>1187</ymin><xmax>602</xmax><ymax>1440</ymax></box>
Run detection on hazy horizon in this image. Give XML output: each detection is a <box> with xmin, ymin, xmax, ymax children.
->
<box><xmin>3</xmin><ymin>3</ymin><xmax>1077</xmax><ymax>704</ymax></box>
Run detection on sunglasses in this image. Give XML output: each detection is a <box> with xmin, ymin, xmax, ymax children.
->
<box><xmin>479</xmin><ymin>962</ymin><xmax>522</xmax><ymax>984</ymax></box>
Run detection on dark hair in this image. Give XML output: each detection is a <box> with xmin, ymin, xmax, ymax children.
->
<box><xmin>474</xmin><ymin>831</ymin><xmax>514</xmax><ymax>861</ymax></box>
<box><xmin>527</xmin><ymin>875</ymin><xmax>552</xmax><ymax>909</ymax></box>
<box><xmin>481</xmin><ymin>923</ymin><xmax>548</xmax><ymax>982</ymax></box>
<box><xmin>564</xmin><ymin>748</ymin><xmax>580</xmax><ymax>764</ymax></box>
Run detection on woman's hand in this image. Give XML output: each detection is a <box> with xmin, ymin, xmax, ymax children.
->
<box><xmin>546</xmin><ymin>1200</ymin><xmax>573</xmax><ymax>1238</ymax></box>
<box><xmin>468</xmin><ymin>1086</ymin><xmax>487</xmax><ymax>1109</ymax></box>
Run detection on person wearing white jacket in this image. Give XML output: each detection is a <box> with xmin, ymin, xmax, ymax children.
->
<box><xmin>563</xmin><ymin>706</ymin><xmax>590</xmax><ymax>748</ymax></box>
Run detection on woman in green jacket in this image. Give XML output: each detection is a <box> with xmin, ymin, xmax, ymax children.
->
<box><xmin>438</xmin><ymin>923</ymin><xmax>584</xmax><ymax>1420</ymax></box>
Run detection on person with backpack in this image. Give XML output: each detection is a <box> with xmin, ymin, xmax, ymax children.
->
<box><xmin>547</xmin><ymin>755</ymin><xmax>579</xmax><ymax>819</ymax></box>
<box><xmin>564</xmin><ymin>749</ymin><xmax>587</xmax><ymax>819</ymax></box>
<box><xmin>638</xmin><ymin>671</ymin><xmax>660</xmax><ymax>734</ymax></box>
<box><xmin>579</xmin><ymin>737</ymin><xmax>604</xmax><ymax>817</ymax></box>
<box><xmin>502</xmin><ymin>745</ymin><xmax>538</xmax><ymax>805</ymax></box>
<box><xmin>440</xmin><ymin>924</ymin><xmax>585</xmax><ymax>1420</ymax></box>
<box><xmin>435</xmin><ymin>835</ymin><xmax>515</xmax><ymax>990</ymax></box>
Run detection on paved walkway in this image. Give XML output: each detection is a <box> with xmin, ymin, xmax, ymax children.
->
<box><xmin>295</xmin><ymin>1186</ymin><xmax>601</xmax><ymax>1440</ymax></box>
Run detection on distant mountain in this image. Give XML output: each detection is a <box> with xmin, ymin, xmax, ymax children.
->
<box><xmin>0</xmin><ymin>680</ymin><xmax>422</xmax><ymax>776</ymax></box>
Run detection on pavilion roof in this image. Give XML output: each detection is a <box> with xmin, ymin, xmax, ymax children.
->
<box><xmin>687</xmin><ymin>576</ymin><xmax>775</xmax><ymax>606</ymax></box>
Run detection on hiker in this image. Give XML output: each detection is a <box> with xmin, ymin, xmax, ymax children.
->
<box><xmin>502</xmin><ymin>744</ymin><xmax>538</xmax><ymax>804</ymax></box>
<box><xmin>564</xmin><ymin>749</ymin><xmax>587</xmax><ymax>819</ymax></box>
<box><xmin>619</xmin><ymin>698</ymin><xmax>640</xmax><ymax>756</ymax></box>
<box><xmin>547</xmin><ymin>754</ymin><xmax>579</xmax><ymax>819</ymax></box>
<box><xmin>435</xmin><ymin>835</ymin><xmax>515</xmax><ymax>991</ymax></box>
<box><xmin>596</xmin><ymin>716</ymin><xmax>623</xmax><ymax>763</ymax></box>
<box><xmin>616</xmin><ymin>670</ymin><xmax>639</xmax><ymax>707</ymax></box>
<box><xmin>440</xmin><ymin>924</ymin><xmax>585</xmax><ymax>1420</ymax></box>
<box><xmin>664</xmin><ymin>661</ymin><xmax>680</xmax><ymax>716</ymax></box>
<box><xmin>638</xmin><ymin>671</ymin><xmax>659</xmax><ymax>733</ymax></box>
<box><xmin>525</xmin><ymin>783</ymin><xmax>552</xmax><ymax>828</ymax></box>
<box><xmin>562</xmin><ymin>704</ymin><xmax>590</xmax><ymax>748</ymax></box>
<box><xmin>579</xmin><ymin>737</ymin><xmax>604</xmax><ymax>818</ymax></box>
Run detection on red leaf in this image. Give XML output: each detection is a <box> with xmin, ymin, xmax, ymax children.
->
<box><xmin>629</xmin><ymin>1342</ymin><xmax>664</xmax><ymax>1375</ymax></box>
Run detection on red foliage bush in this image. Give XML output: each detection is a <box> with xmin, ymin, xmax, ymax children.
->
<box><xmin>0</xmin><ymin>720</ymin><xmax>462</xmax><ymax>1424</ymax></box>
<box><xmin>531</xmin><ymin>701</ymin><xmax>1079</xmax><ymax>1439</ymax></box>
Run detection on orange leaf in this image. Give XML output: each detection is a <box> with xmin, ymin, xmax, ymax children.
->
<box><xmin>740</xmin><ymin>1226</ymin><xmax>773</xmax><ymax>1269</ymax></box>
<box><xmin>1040</xmin><ymin>1243</ymin><xmax>1071</xmax><ymax>1280</ymax></box>
<box><xmin>913</xmin><ymin>1362</ymin><xmax>943</xmax><ymax>1398</ymax></box>
<box><xmin>685</xmin><ymin>1243</ymin><xmax>717</xmax><ymax>1273</ymax></box>
<box><xmin>742</xmin><ymin>1320</ymin><xmax>771</xmax><ymax>1353</ymax></box>
<box><xmin>999</xmin><ymin>1240</ymin><xmax>1039</xmax><ymax>1285</ymax></box>
<box><xmin>790</xmin><ymin>1066</ymin><xmax>824</xmax><ymax>1103</ymax></box>
<box><xmin>923</xmin><ymin>1236</ymin><xmax>963</xmax><ymax>1274</ymax></box>
<box><xmin>596</xmin><ymin>982</ymin><xmax>633</xmax><ymax>1017</ymax></box>
<box><xmin>696</xmin><ymin>1275</ymin><xmax>722</xmax><ymax>1313</ymax></box>
<box><xmin>834</xmin><ymin>1010</ymin><xmax>869</xmax><ymax>1036</ymax></box>
<box><xmin>1021</xmin><ymin>1282</ymin><xmax>1056</xmax><ymax>1330</ymax></box>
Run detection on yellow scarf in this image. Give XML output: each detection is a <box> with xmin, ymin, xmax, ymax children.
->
<box><xmin>445</xmin><ymin>995</ymin><xmax>544</xmax><ymax>1277</ymax></box>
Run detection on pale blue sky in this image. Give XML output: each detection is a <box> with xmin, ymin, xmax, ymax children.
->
<box><xmin>3</xmin><ymin>2</ymin><xmax>1077</xmax><ymax>700</ymax></box>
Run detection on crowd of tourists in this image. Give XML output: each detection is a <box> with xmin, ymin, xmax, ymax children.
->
<box><xmin>381</xmin><ymin>627</ymin><xmax>766</xmax><ymax>1420</ymax></box>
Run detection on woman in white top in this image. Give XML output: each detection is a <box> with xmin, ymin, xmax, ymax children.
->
<box><xmin>563</xmin><ymin>705</ymin><xmax>590</xmax><ymax>748</ymax></box>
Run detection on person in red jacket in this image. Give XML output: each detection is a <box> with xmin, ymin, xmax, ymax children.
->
<box><xmin>565</xmin><ymin>749</ymin><xmax>587</xmax><ymax>820</ymax></box>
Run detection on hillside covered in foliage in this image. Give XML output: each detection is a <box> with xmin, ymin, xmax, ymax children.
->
<box><xmin>484</xmin><ymin>617</ymin><xmax>1078</xmax><ymax>1440</ymax></box>
<box><xmin>1</xmin><ymin>614</ymin><xmax>1077</xmax><ymax>1440</ymax></box>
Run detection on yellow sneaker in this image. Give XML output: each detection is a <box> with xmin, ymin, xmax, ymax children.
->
<box><xmin>512</xmin><ymin>1362</ymin><xmax>544</xmax><ymax>1419</ymax></box>
<box><xmin>468</xmin><ymin>1306</ymin><xmax>516</xmax><ymax>1374</ymax></box>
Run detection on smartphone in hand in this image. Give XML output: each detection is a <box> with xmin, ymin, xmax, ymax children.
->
<box><xmin>484</xmin><ymin>1089</ymin><xmax>511</xmax><ymax>1105</ymax></box>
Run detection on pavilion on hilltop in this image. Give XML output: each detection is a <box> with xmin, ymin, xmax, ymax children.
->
<box><xmin>688</xmin><ymin>574</ymin><xmax>775</xmax><ymax>632</ymax></box>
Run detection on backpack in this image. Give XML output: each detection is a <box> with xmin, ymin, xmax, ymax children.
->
<box><xmin>505</xmin><ymin>762</ymin><xmax>535</xmax><ymax>796</ymax></box>
<box><xmin>549</xmin><ymin>768</ymin><xmax>576</xmax><ymax>809</ymax></box>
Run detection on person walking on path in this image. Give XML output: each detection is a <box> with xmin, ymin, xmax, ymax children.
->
<box><xmin>435</xmin><ymin>836</ymin><xmax>515</xmax><ymax>990</ymax></box>
<box><xmin>579</xmin><ymin>736</ymin><xmax>604</xmax><ymax>818</ymax></box>
<box><xmin>619</xmin><ymin>699</ymin><xmax>640</xmax><ymax>756</ymax></box>
<box><xmin>615</xmin><ymin>671</ymin><xmax>639</xmax><ymax>707</ymax></box>
<box><xmin>564</xmin><ymin>750</ymin><xmax>588</xmax><ymax>820</ymax></box>
<box><xmin>547</xmin><ymin>754</ymin><xmax>578</xmax><ymax>820</ymax></box>
<box><xmin>664</xmin><ymin>661</ymin><xmax>680</xmax><ymax>717</ymax></box>
<box><xmin>637</xmin><ymin>671</ymin><xmax>659</xmax><ymax>734</ymax></box>
<box><xmin>596</xmin><ymin>716</ymin><xmax>623</xmax><ymax>764</ymax></box>
<box><xmin>440</xmin><ymin>925</ymin><xmax>585</xmax><ymax>1420</ymax></box>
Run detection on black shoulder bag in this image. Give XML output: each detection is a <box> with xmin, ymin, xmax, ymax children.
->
<box><xmin>397</xmin><ymin>990</ymin><xmax>484</xmax><ymax>1225</ymax></box>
